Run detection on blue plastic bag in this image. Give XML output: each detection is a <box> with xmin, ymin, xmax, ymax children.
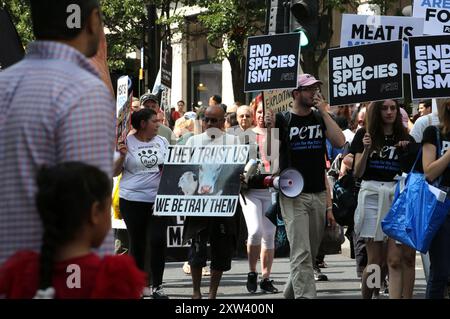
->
<box><xmin>382</xmin><ymin>126</ymin><xmax>450</xmax><ymax>253</ymax></box>
<box><xmin>382</xmin><ymin>171</ymin><xmax>450</xmax><ymax>253</ymax></box>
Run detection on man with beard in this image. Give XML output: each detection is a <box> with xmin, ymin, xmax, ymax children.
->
<box><xmin>265</xmin><ymin>74</ymin><xmax>344</xmax><ymax>299</ymax></box>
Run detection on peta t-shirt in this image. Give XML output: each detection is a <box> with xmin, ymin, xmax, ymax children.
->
<box><xmin>351</xmin><ymin>128</ymin><xmax>411</xmax><ymax>182</ymax></box>
<box><xmin>288</xmin><ymin>112</ymin><xmax>327</xmax><ymax>193</ymax></box>
<box><xmin>120</xmin><ymin>134</ymin><xmax>169</xmax><ymax>203</ymax></box>
<box><xmin>422</xmin><ymin>126</ymin><xmax>450</xmax><ymax>187</ymax></box>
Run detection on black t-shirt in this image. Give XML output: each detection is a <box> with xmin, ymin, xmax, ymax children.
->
<box><xmin>422</xmin><ymin>126</ymin><xmax>450</xmax><ymax>187</ymax></box>
<box><xmin>287</xmin><ymin>112</ymin><xmax>327</xmax><ymax>193</ymax></box>
<box><xmin>350</xmin><ymin>128</ymin><xmax>414</xmax><ymax>182</ymax></box>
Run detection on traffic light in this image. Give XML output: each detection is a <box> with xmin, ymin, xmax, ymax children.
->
<box><xmin>290</xmin><ymin>0</ymin><xmax>319</xmax><ymax>51</ymax></box>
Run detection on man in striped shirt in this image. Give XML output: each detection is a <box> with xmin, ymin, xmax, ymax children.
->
<box><xmin>0</xmin><ymin>0</ymin><xmax>115</xmax><ymax>264</ymax></box>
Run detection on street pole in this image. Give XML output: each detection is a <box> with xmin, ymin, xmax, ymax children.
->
<box><xmin>283</xmin><ymin>1</ymin><xmax>290</xmax><ymax>33</ymax></box>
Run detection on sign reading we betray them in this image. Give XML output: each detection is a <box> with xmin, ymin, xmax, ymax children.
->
<box><xmin>154</xmin><ymin>145</ymin><xmax>249</xmax><ymax>217</ymax></box>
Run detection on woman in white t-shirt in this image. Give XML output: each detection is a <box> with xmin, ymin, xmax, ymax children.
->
<box><xmin>113</xmin><ymin>108</ymin><xmax>169</xmax><ymax>299</ymax></box>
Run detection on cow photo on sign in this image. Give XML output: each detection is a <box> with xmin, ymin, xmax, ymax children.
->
<box><xmin>409</xmin><ymin>35</ymin><xmax>450</xmax><ymax>100</ymax></box>
<box><xmin>155</xmin><ymin>145</ymin><xmax>249</xmax><ymax>217</ymax></box>
<box><xmin>244</xmin><ymin>33</ymin><xmax>300</xmax><ymax>92</ymax></box>
<box><xmin>328</xmin><ymin>40</ymin><xmax>403</xmax><ymax>106</ymax></box>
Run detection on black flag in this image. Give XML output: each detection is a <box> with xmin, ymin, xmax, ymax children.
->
<box><xmin>0</xmin><ymin>7</ymin><xmax>25</xmax><ymax>70</ymax></box>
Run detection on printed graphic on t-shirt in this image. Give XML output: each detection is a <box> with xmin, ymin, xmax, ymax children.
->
<box><xmin>289</xmin><ymin>124</ymin><xmax>324</xmax><ymax>151</ymax></box>
<box><xmin>441</xmin><ymin>141</ymin><xmax>450</xmax><ymax>156</ymax></box>
<box><xmin>368</xmin><ymin>146</ymin><xmax>400</xmax><ymax>172</ymax></box>
<box><xmin>126</xmin><ymin>138</ymin><xmax>166</xmax><ymax>174</ymax></box>
<box><xmin>138</xmin><ymin>149</ymin><xmax>158</xmax><ymax>168</ymax></box>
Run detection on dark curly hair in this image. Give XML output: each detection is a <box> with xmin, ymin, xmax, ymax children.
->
<box><xmin>35</xmin><ymin>162</ymin><xmax>111</xmax><ymax>291</ymax></box>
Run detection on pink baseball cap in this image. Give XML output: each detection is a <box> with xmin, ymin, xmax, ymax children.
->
<box><xmin>296</xmin><ymin>73</ymin><xmax>323</xmax><ymax>88</ymax></box>
<box><xmin>399</xmin><ymin>107</ymin><xmax>409</xmax><ymax>128</ymax></box>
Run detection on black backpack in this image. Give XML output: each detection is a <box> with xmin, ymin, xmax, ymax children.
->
<box><xmin>332</xmin><ymin>170</ymin><xmax>360</xmax><ymax>227</ymax></box>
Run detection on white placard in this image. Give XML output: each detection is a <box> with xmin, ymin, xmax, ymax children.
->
<box><xmin>413</xmin><ymin>0</ymin><xmax>450</xmax><ymax>35</ymax></box>
<box><xmin>340</xmin><ymin>14</ymin><xmax>424</xmax><ymax>73</ymax></box>
<box><xmin>116</xmin><ymin>76</ymin><xmax>129</xmax><ymax>117</ymax></box>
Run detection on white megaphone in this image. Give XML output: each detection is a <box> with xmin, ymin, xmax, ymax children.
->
<box><xmin>263</xmin><ymin>168</ymin><xmax>304</xmax><ymax>198</ymax></box>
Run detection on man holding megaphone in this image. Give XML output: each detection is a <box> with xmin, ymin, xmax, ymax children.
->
<box><xmin>265</xmin><ymin>74</ymin><xmax>345</xmax><ymax>299</ymax></box>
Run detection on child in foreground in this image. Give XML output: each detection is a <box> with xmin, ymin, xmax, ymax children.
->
<box><xmin>0</xmin><ymin>162</ymin><xmax>146</xmax><ymax>298</ymax></box>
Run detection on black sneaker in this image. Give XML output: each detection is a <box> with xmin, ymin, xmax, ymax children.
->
<box><xmin>259</xmin><ymin>278</ymin><xmax>279</xmax><ymax>293</ymax></box>
<box><xmin>152</xmin><ymin>285</ymin><xmax>169</xmax><ymax>299</ymax></box>
<box><xmin>314</xmin><ymin>267</ymin><xmax>328</xmax><ymax>281</ymax></box>
<box><xmin>246</xmin><ymin>272</ymin><xmax>258</xmax><ymax>293</ymax></box>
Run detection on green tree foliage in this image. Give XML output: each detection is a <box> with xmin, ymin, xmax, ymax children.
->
<box><xmin>3</xmin><ymin>0</ymin><xmax>401</xmax><ymax>98</ymax></box>
<box><xmin>300</xmin><ymin>0</ymin><xmax>402</xmax><ymax>76</ymax></box>
<box><xmin>100</xmin><ymin>0</ymin><xmax>147</xmax><ymax>70</ymax></box>
<box><xmin>1</xmin><ymin>0</ymin><xmax>33</xmax><ymax>46</ymax></box>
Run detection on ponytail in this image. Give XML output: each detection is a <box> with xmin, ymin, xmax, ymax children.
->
<box><xmin>34</xmin><ymin>162</ymin><xmax>112</xmax><ymax>298</ymax></box>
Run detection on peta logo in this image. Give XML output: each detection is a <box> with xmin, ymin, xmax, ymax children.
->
<box><xmin>289</xmin><ymin>125</ymin><xmax>323</xmax><ymax>140</ymax></box>
<box><xmin>371</xmin><ymin>146</ymin><xmax>398</xmax><ymax>160</ymax></box>
<box><xmin>66</xmin><ymin>4</ymin><xmax>81</xmax><ymax>29</ymax></box>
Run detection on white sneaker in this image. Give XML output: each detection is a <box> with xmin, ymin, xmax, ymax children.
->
<box><xmin>183</xmin><ymin>262</ymin><xmax>191</xmax><ymax>275</ymax></box>
<box><xmin>142</xmin><ymin>286</ymin><xmax>152</xmax><ymax>298</ymax></box>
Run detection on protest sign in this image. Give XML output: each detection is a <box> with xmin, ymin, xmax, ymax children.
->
<box><xmin>116</xmin><ymin>76</ymin><xmax>129</xmax><ymax>116</ymax></box>
<box><xmin>244</xmin><ymin>33</ymin><xmax>300</xmax><ymax>92</ymax></box>
<box><xmin>155</xmin><ymin>145</ymin><xmax>249</xmax><ymax>217</ymax></box>
<box><xmin>161</xmin><ymin>41</ymin><xmax>172</xmax><ymax>88</ymax></box>
<box><xmin>413</xmin><ymin>0</ymin><xmax>450</xmax><ymax>35</ymax></box>
<box><xmin>263</xmin><ymin>89</ymin><xmax>293</xmax><ymax>113</ymax></box>
<box><xmin>116</xmin><ymin>92</ymin><xmax>132</xmax><ymax>147</ymax></box>
<box><xmin>409</xmin><ymin>35</ymin><xmax>450</xmax><ymax>99</ymax></box>
<box><xmin>340</xmin><ymin>14</ymin><xmax>423</xmax><ymax>73</ymax></box>
<box><xmin>328</xmin><ymin>41</ymin><xmax>403</xmax><ymax>106</ymax></box>
<box><xmin>165</xmin><ymin>215</ymin><xmax>191</xmax><ymax>262</ymax></box>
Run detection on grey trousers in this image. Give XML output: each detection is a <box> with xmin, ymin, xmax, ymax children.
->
<box><xmin>280</xmin><ymin>191</ymin><xmax>327</xmax><ymax>299</ymax></box>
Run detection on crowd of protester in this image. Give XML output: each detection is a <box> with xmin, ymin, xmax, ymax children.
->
<box><xmin>1</xmin><ymin>0</ymin><xmax>450</xmax><ymax>300</ymax></box>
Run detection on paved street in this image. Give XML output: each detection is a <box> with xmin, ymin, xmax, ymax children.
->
<box><xmin>162</xmin><ymin>238</ymin><xmax>427</xmax><ymax>299</ymax></box>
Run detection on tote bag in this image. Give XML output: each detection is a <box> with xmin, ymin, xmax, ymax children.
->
<box><xmin>382</xmin><ymin>127</ymin><xmax>450</xmax><ymax>253</ymax></box>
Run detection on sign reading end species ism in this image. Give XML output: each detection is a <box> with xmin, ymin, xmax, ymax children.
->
<box><xmin>409</xmin><ymin>35</ymin><xmax>450</xmax><ymax>99</ymax></box>
<box><xmin>328</xmin><ymin>40</ymin><xmax>403</xmax><ymax>106</ymax></box>
<box><xmin>244</xmin><ymin>33</ymin><xmax>300</xmax><ymax>92</ymax></box>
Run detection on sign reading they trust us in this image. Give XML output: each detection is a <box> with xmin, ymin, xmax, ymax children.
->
<box><xmin>244</xmin><ymin>33</ymin><xmax>300</xmax><ymax>92</ymax></box>
<box><xmin>154</xmin><ymin>145</ymin><xmax>249</xmax><ymax>217</ymax></box>
<box><xmin>328</xmin><ymin>41</ymin><xmax>403</xmax><ymax>106</ymax></box>
<box><xmin>409</xmin><ymin>35</ymin><xmax>450</xmax><ymax>99</ymax></box>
